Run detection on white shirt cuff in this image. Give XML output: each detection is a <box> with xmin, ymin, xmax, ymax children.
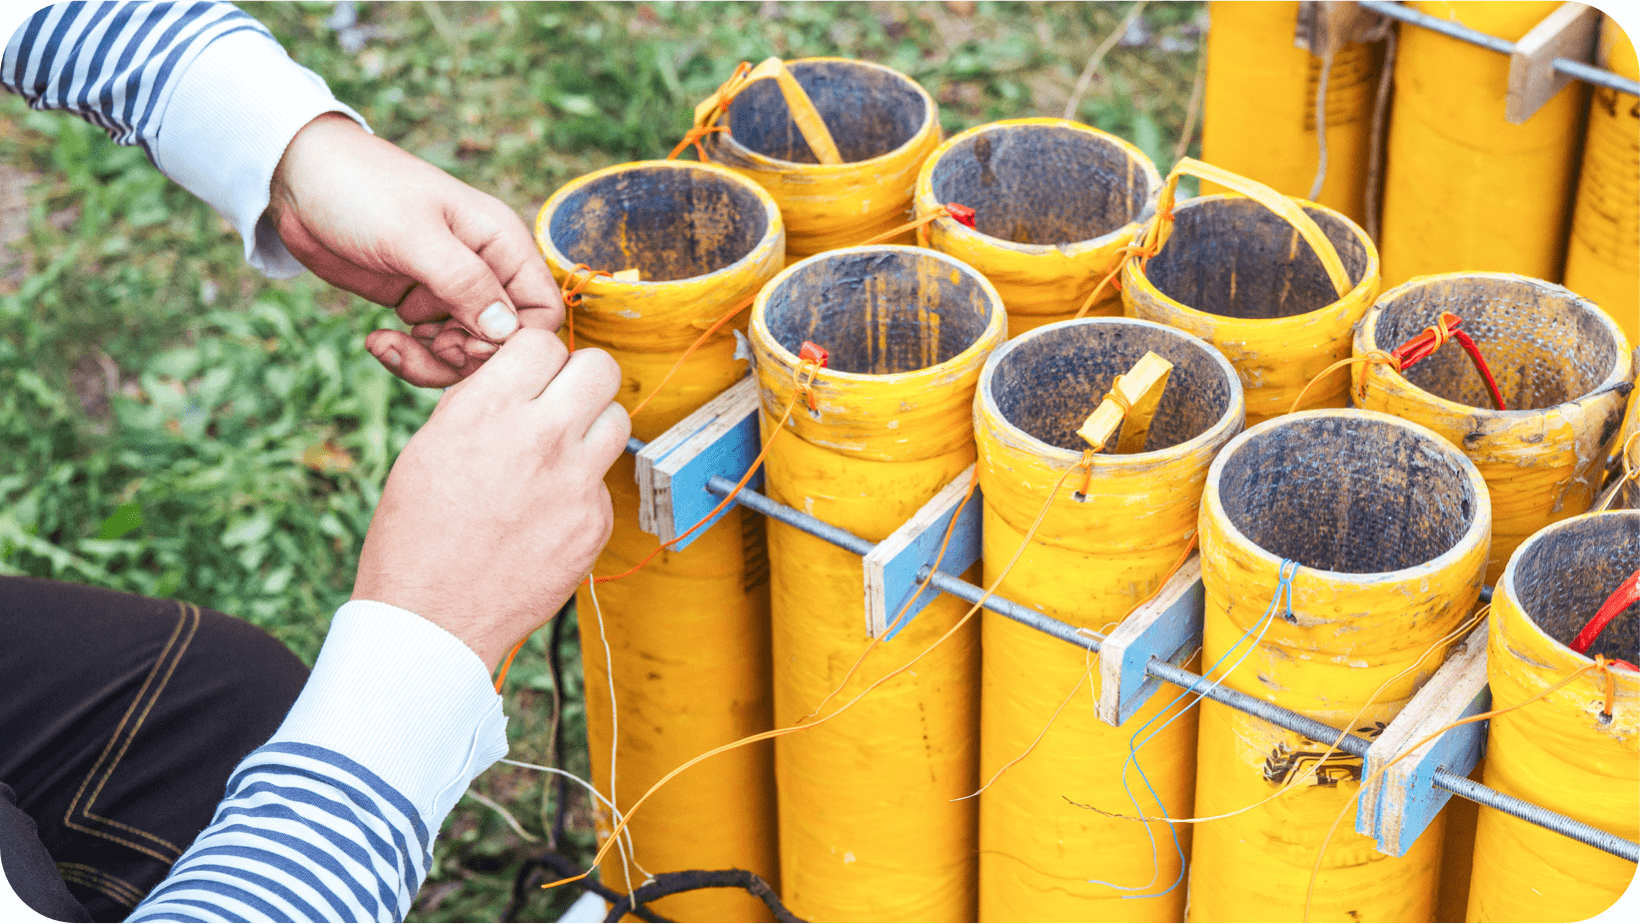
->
<box><xmin>150</xmin><ymin>28</ymin><xmax>370</xmax><ymax>278</ymax></box>
<box><xmin>269</xmin><ymin>600</ymin><xmax>509</xmax><ymax>835</ymax></box>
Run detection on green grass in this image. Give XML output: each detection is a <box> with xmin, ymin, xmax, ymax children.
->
<box><xmin>0</xmin><ymin>2</ymin><xmax>1203</xmax><ymax>920</ymax></box>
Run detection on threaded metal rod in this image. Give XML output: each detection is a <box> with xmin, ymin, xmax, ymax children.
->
<box><xmin>1432</xmin><ymin>768</ymin><xmax>1638</xmax><ymax>861</ymax></box>
<box><xmin>654</xmin><ymin>445</ymin><xmax>1639</xmax><ymax>861</ymax></box>
<box><xmin>1358</xmin><ymin>0</ymin><xmax>1640</xmax><ymax>98</ymax></box>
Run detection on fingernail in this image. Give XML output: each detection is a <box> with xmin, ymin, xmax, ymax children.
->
<box><xmin>478</xmin><ymin>301</ymin><xmax>518</xmax><ymax>340</ymax></box>
<box><xmin>467</xmin><ymin>339</ymin><xmax>499</xmax><ymax>356</ymax></box>
<box><xmin>377</xmin><ymin>347</ymin><xmax>402</xmax><ymax>368</ymax></box>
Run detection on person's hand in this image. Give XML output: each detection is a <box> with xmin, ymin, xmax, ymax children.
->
<box><xmin>266</xmin><ymin>112</ymin><xmax>561</xmax><ymax>387</ymax></box>
<box><xmin>351</xmin><ymin>329</ymin><xmax>629</xmax><ymax>669</ymax></box>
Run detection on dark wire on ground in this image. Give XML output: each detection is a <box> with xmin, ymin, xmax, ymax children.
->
<box><xmin>501</xmin><ymin>850</ymin><xmax>668</xmax><ymax>923</ymax></box>
<box><xmin>600</xmin><ymin>868</ymin><xmax>805</xmax><ymax>923</ymax></box>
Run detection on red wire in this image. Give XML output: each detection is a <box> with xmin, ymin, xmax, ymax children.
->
<box><xmin>1390</xmin><ymin>313</ymin><xmax>1508</xmax><ymax>411</ymax></box>
<box><xmin>1571</xmin><ymin>567</ymin><xmax>1640</xmax><ymax>656</ymax></box>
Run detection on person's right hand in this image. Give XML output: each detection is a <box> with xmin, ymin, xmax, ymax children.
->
<box><xmin>351</xmin><ymin>329</ymin><xmax>629</xmax><ymax>670</ymax></box>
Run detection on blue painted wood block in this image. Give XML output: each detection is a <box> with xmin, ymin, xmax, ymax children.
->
<box><xmin>863</xmin><ymin>467</ymin><xmax>983</xmax><ymax>639</ymax></box>
<box><xmin>635</xmin><ymin>377</ymin><xmax>762</xmax><ymax>551</ymax></box>
<box><xmin>1356</xmin><ymin>619</ymin><xmax>1491</xmax><ymax>856</ymax></box>
<box><xmin>1096</xmin><ymin>557</ymin><xmax>1205</xmax><ymax>726</ymax></box>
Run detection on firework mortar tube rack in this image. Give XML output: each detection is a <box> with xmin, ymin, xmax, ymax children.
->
<box><xmin>1303</xmin><ymin>1</ymin><xmax>1638</xmax><ymax>124</ymax></box>
<box><xmin>627</xmin><ymin>374</ymin><xmax>1638</xmax><ymax>865</ymax></box>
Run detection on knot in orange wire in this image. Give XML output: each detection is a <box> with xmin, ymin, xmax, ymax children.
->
<box><xmin>558</xmin><ymin>264</ymin><xmax>612</xmax><ymax>352</ymax></box>
<box><xmin>668</xmin><ymin>61</ymin><xmax>754</xmax><ymax>160</ymax></box>
<box><xmin>667</xmin><ymin>124</ymin><xmax>729</xmax><ymax>162</ymax></box>
<box><xmin>1077</xmin><ymin>448</ymin><xmax>1097</xmax><ymax>497</ymax></box>
<box><xmin>1103</xmin><ymin>375</ymin><xmax>1134</xmax><ymax>417</ymax></box>
<box><xmin>1352</xmin><ymin>348</ymin><xmax>1403</xmax><ymax>401</ymax></box>
<box><xmin>795</xmin><ymin>341</ymin><xmax>828</xmax><ymax>412</ymax></box>
<box><xmin>1596</xmin><ymin>655</ymin><xmax>1617</xmax><ymax>720</ymax></box>
<box><xmin>560</xmin><ymin>264</ymin><xmax>611</xmax><ymax>308</ymax></box>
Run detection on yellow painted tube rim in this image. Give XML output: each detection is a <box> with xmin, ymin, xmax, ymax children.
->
<box><xmin>911</xmin><ymin>117</ymin><xmax>1163</xmax><ymax>259</ymax></box>
<box><xmin>973</xmin><ymin>316</ymin><xmax>1245</xmax><ymax>469</ymax></box>
<box><xmin>533</xmin><ymin>158</ymin><xmax>786</xmax><ymax>299</ymax></box>
<box><xmin>749</xmin><ymin>244</ymin><xmax>1008</xmax><ymax>386</ymax></box>
<box><xmin>707</xmin><ymin>57</ymin><xmax>939</xmax><ymax>173</ymax></box>
<box><xmin>1122</xmin><ymin>193</ymin><xmax>1381</xmax><ymax>332</ymax></box>
<box><xmin>1496</xmin><ymin>509</ymin><xmax>1640</xmax><ymax>687</ymax></box>
<box><xmin>1201</xmin><ymin>408</ymin><xmax>1493</xmax><ymax>583</ymax></box>
<box><xmin>1355</xmin><ymin>272</ymin><xmax>1635</xmax><ymax>421</ymax></box>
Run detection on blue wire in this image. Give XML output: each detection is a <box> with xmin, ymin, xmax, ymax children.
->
<box><xmin>1086</xmin><ymin>558</ymin><xmax>1299</xmax><ymax>897</ymax></box>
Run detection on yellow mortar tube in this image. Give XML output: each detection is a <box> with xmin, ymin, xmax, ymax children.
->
<box><xmin>701</xmin><ymin>57</ymin><xmax>943</xmax><ymax>263</ymax></box>
<box><xmin>972</xmin><ymin>317</ymin><xmax>1246</xmax><ymax>922</ymax></box>
<box><xmin>1468</xmin><ymin>511</ymin><xmax>1639</xmax><ymax>922</ymax></box>
<box><xmin>1354</xmin><ymin>273</ymin><xmax>1633</xmax><ymax>584</ymax></box>
<box><xmin>1201</xmin><ymin>0</ymin><xmax>1383</xmax><ymax>224</ymax></box>
<box><xmin>1191</xmin><ymin>409</ymin><xmax>1491</xmax><ymax>922</ymax></box>
<box><xmin>1121</xmin><ymin>190</ymin><xmax>1380</xmax><ymax>426</ymax></box>
<box><xmin>912</xmin><ymin>118</ymin><xmax>1162</xmax><ymax>338</ymax></box>
<box><xmin>749</xmin><ymin>245</ymin><xmax>1006</xmax><ymax>922</ymax></box>
<box><xmin>1564</xmin><ymin>16</ymin><xmax>1640</xmax><ymax>348</ymax></box>
<box><xmin>1379</xmin><ymin>1</ymin><xmax>1584</xmax><ymax>288</ymax></box>
<box><xmin>534</xmin><ymin>160</ymin><xmax>785</xmax><ymax>922</ymax></box>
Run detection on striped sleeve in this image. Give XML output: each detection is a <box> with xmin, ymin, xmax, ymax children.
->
<box><xmin>127</xmin><ymin>602</ymin><xmax>510</xmax><ymax>923</ymax></box>
<box><xmin>2</xmin><ymin>1</ymin><xmax>270</xmax><ymax>156</ymax></box>
<box><xmin>2</xmin><ymin>2</ymin><xmax>370</xmax><ymax>277</ymax></box>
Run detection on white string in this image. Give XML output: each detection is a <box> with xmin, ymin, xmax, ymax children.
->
<box><xmin>587</xmin><ymin>577</ymin><xmax>653</xmax><ymax>883</ymax></box>
<box><xmin>1308</xmin><ymin>46</ymin><xmax>1334</xmax><ymax>202</ymax></box>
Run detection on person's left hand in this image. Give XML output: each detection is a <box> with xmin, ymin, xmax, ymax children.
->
<box><xmin>266</xmin><ymin>113</ymin><xmax>560</xmax><ymax>387</ymax></box>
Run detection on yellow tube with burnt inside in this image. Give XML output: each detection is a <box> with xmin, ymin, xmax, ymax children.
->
<box><xmin>1564</xmin><ymin>16</ymin><xmax>1639</xmax><ymax>347</ymax></box>
<box><xmin>1354</xmin><ymin>273</ymin><xmax>1633</xmax><ymax>583</ymax></box>
<box><xmin>749</xmin><ymin>245</ymin><xmax>1006</xmax><ymax>922</ymax></box>
<box><xmin>1121</xmin><ymin>188</ymin><xmax>1380</xmax><ymax>425</ymax></box>
<box><xmin>535</xmin><ymin>160</ymin><xmax>785</xmax><ymax>922</ymax></box>
<box><xmin>912</xmin><ymin>119</ymin><xmax>1162</xmax><ymax>338</ymax></box>
<box><xmin>1201</xmin><ymin>0</ymin><xmax>1382</xmax><ymax>223</ymax></box>
<box><xmin>1468</xmin><ymin>511</ymin><xmax>1639</xmax><ymax>922</ymax></box>
<box><xmin>1380</xmin><ymin>1</ymin><xmax>1584</xmax><ymax>288</ymax></box>
<box><xmin>1190</xmin><ymin>409</ymin><xmax>1491</xmax><ymax>922</ymax></box>
<box><xmin>972</xmin><ymin>317</ymin><xmax>1244</xmax><ymax>921</ymax></box>
<box><xmin>701</xmin><ymin>58</ymin><xmax>942</xmax><ymax>262</ymax></box>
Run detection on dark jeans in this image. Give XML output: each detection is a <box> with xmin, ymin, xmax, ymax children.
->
<box><xmin>0</xmin><ymin>577</ymin><xmax>309</xmax><ymax>921</ymax></box>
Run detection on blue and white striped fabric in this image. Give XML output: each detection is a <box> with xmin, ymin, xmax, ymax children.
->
<box><xmin>3</xmin><ymin>1</ymin><xmax>368</xmax><ymax>277</ymax></box>
<box><xmin>114</xmin><ymin>601</ymin><xmax>510</xmax><ymax>923</ymax></box>
<box><xmin>129</xmin><ymin>744</ymin><xmax>431</xmax><ymax>923</ymax></box>
<box><xmin>3</xmin><ymin>1</ymin><xmax>269</xmax><ymax>158</ymax></box>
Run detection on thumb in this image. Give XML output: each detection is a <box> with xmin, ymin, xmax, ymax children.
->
<box><xmin>401</xmin><ymin>227</ymin><xmax>521</xmax><ymax>343</ymax></box>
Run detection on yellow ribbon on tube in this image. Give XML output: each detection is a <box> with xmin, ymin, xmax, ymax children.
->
<box><xmin>1121</xmin><ymin>159</ymin><xmax>1379</xmax><ymax>425</ymax></box>
<box><xmin>696</xmin><ymin>58</ymin><xmax>943</xmax><ymax>263</ymax></box>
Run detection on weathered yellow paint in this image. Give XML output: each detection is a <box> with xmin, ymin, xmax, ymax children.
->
<box><xmin>911</xmin><ymin>118</ymin><xmax>1161</xmax><ymax>337</ymax></box>
<box><xmin>1121</xmin><ymin>190</ymin><xmax>1380</xmax><ymax>425</ymax></box>
<box><xmin>1564</xmin><ymin>16</ymin><xmax>1640</xmax><ymax>348</ymax></box>
<box><xmin>534</xmin><ymin>160</ymin><xmax>786</xmax><ymax>922</ymax></box>
<box><xmin>748</xmin><ymin>245</ymin><xmax>1005</xmax><ymax>922</ymax></box>
<box><xmin>973</xmin><ymin>317</ymin><xmax>1245</xmax><ymax>922</ymax></box>
<box><xmin>1191</xmin><ymin>410</ymin><xmax>1490</xmax><ymax>923</ymax></box>
<box><xmin>1354</xmin><ymin>273</ymin><xmax>1633</xmax><ymax>583</ymax></box>
<box><xmin>700</xmin><ymin>58</ymin><xmax>943</xmax><ymax>263</ymax></box>
<box><xmin>1468</xmin><ymin>511</ymin><xmax>1639</xmax><ymax>922</ymax></box>
<box><xmin>1380</xmin><ymin>1</ymin><xmax>1584</xmax><ymax>288</ymax></box>
<box><xmin>1201</xmin><ymin>0</ymin><xmax>1382</xmax><ymax>224</ymax></box>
